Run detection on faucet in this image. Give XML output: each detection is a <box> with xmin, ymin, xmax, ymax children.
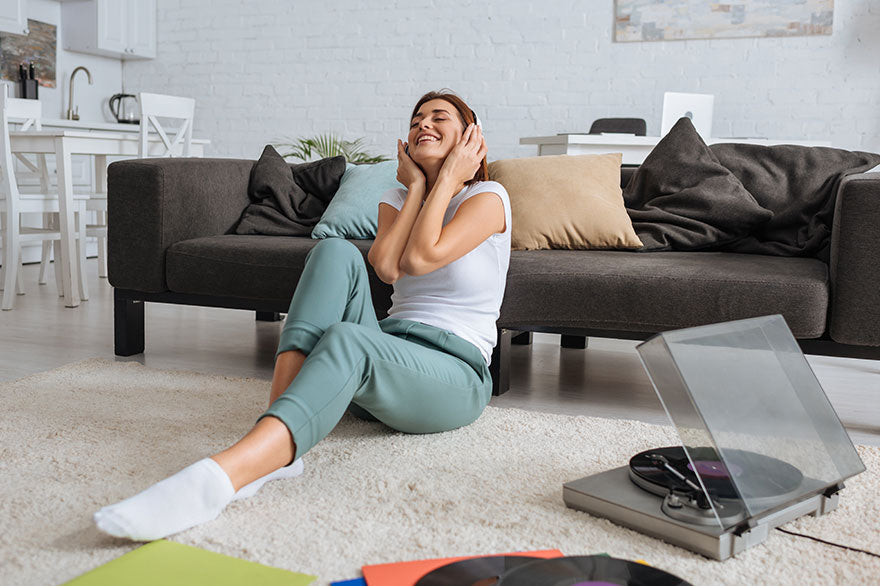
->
<box><xmin>66</xmin><ymin>66</ymin><xmax>92</xmax><ymax>121</ymax></box>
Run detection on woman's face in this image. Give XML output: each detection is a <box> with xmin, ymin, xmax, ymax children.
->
<box><xmin>407</xmin><ymin>98</ymin><xmax>466</xmax><ymax>165</ymax></box>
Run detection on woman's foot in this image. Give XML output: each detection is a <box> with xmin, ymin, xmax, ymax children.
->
<box><xmin>94</xmin><ymin>458</ymin><xmax>235</xmax><ymax>541</ymax></box>
<box><xmin>231</xmin><ymin>458</ymin><xmax>304</xmax><ymax>501</ymax></box>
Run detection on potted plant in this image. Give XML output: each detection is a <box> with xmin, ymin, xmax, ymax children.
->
<box><xmin>275</xmin><ymin>134</ymin><xmax>390</xmax><ymax>164</ymax></box>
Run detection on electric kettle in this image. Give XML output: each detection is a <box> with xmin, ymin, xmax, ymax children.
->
<box><xmin>109</xmin><ymin>93</ymin><xmax>140</xmax><ymax>124</ymax></box>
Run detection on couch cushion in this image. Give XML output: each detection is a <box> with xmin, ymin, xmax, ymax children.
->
<box><xmin>165</xmin><ymin>235</ymin><xmax>394</xmax><ymax>316</ymax></box>
<box><xmin>499</xmin><ymin>250</ymin><xmax>828</xmax><ymax>338</ymax></box>
<box><xmin>167</xmin><ymin>236</ymin><xmax>828</xmax><ymax>339</ymax></box>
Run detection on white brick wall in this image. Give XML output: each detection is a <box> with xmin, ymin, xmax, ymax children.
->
<box><xmin>123</xmin><ymin>0</ymin><xmax>880</xmax><ymax>161</ymax></box>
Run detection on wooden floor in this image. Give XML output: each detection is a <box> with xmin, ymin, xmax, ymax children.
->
<box><xmin>2</xmin><ymin>259</ymin><xmax>879</xmax><ymax>446</ymax></box>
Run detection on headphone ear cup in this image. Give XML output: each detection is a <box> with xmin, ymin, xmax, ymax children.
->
<box><xmin>470</xmin><ymin>108</ymin><xmax>482</xmax><ymax>128</ymax></box>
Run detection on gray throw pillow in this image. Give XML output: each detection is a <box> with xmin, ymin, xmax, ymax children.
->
<box><xmin>235</xmin><ymin>145</ymin><xmax>346</xmax><ymax>236</ymax></box>
<box><xmin>624</xmin><ymin>117</ymin><xmax>772</xmax><ymax>251</ymax></box>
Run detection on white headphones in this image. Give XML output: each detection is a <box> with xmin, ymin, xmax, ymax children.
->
<box><xmin>471</xmin><ymin>109</ymin><xmax>482</xmax><ymax>128</ymax></box>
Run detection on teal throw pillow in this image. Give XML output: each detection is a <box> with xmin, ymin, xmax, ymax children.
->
<box><xmin>311</xmin><ymin>160</ymin><xmax>401</xmax><ymax>239</ymax></box>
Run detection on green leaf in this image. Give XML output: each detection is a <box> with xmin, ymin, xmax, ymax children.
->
<box><xmin>273</xmin><ymin>133</ymin><xmax>390</xmax><ymax>163</ymax></box>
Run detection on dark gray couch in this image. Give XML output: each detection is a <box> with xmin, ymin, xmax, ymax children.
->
<box><xmin>107</xmin><ymin>158</ymin><xmax>880</xmax><ymax>395</ymax></box>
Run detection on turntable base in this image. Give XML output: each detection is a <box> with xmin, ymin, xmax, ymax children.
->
<box><xmin>563</xmin><ymin>466</ymin><xmax>840</xmax><ymax>560</ymax></box>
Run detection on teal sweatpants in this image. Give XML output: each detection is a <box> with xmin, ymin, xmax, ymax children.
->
<box><xmin>258</xmin><ymin>238</ymin><xmax>493</xmax><ymax>459</ymax></box>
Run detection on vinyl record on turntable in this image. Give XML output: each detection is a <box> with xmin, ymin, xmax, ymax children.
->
<box><xmin>629</xmin><ymin>446</ymin><xmax>804</xmax><ymax>503</ymax></box>
<box><xmin>496</xmin><ymin>555</ymin><xmax>693</xmax><ymax>586</ymax></box>
<box><xmin>414</xmin><ymin>555</ymin><xmax>543</xmax><ymax>586</ymax></box>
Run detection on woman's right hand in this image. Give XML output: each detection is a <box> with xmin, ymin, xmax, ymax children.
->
<box><xmin>396</xmin><ymin>140</ymin><xmax>426</xmax><ymax>189</ymax></box>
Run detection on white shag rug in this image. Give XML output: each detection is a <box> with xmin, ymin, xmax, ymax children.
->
<box><xmin>1</xmin><ymin>359</ymin><xmax>878</xmax><ymax>585</ymax></box>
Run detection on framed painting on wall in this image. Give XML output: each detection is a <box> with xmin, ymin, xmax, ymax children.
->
<box><xmin>615</xmin><ymin>1</ymin><xmax>834</xmax><ymax>42</ymax></box>
<box><xmin>0</xmin><ymin>19</ymin><xmax>57</xmax><ymax>88</ymax></box>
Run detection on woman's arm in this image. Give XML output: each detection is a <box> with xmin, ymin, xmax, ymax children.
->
<box><xmin>400</xmin><ymin>125</ymin><xmax>504</xmax><ymax>276</ymax></box>
<box><xmin>367</xmin><ymin>141</ymin><xmax>426</xmax><ymax>284</ymax></box>
<box><xmin>399</xmin><ymin>185</ymin><xmax>505</xmax><ymax>276</ymax></box>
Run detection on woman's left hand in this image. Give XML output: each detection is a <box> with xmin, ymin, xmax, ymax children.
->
<box><xmin>438</xmin><ymin>124</ymin><xmax>487</xmax><ymax>187</ymax></box>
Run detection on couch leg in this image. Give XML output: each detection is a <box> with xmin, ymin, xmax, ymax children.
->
<box><xmin>511</xmin><ymin>331</ymin><xmax>533</xmax><ymax>345</ymax></box>
<box><xmin>256</xmin><ymin>311</ymin><xmax>282</xmax><ymax>321</ymax></box>
<box><xmin>114</xmin><ymin>290</ymin><xmax>144</xmax><ymax>356</ymax></box>
<box><xmin>561</xmin><ymin>334</ymin><xmax>588</xmax><ymax>349</ymax></box>
<box><xmin>490</xmin><ymin>328</ymin><xmax>512</xmax><ymax>396</ymax></box>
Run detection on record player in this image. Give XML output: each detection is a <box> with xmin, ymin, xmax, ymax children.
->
<box><xmin>564</xmin><ymin>315</ymin><xmax>866</xmax><ymax>560</ymax></box>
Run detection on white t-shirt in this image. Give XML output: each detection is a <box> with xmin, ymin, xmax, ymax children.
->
<box><xmin>378</xmin><ymin>180</ymin><xmax>512</xmax><ymax>365</ymax></box>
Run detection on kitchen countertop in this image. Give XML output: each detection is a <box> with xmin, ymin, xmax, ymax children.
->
<box><xmin>42</xmin><ymin>118</ymin><xmax>149</xmax><ymax>132</ymax></box>
<box><xmin>25</xmin><ymin>118</ymin><xmax>208</xmax><ymax>145</ymax></box>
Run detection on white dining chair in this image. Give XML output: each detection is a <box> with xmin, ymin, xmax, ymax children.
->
<box><xmin>84</xmin><ymin>92</ymin><xmax>195</xmax><ymax>278</ymax></box>
<box><xmin>0</xmin><ymin>90</ymin><xmax>89</xmax><ymax>310</ymax></box>
<box><xmin>138</xmin><ymin>92</ymin><xmax>195</xmax><ymax>158</ymax></box>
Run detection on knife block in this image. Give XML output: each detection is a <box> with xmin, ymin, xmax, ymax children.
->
<box><xmin>19</xmin><ymin>79</ymin><xmax>38</xmax><ymax>99</ymax></box>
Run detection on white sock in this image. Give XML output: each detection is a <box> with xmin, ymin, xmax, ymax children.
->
<box><xmin>231</xmin><ymin>458</ymin><xmax>304</xmax><ymax>501</ymax></box>
<box><xmin>94</xmin><ymin>458</ymin><xmax>235</xmax><ymax>541</ymax></box>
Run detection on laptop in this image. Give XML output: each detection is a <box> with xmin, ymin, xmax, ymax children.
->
<box><xmin>661</xmin><ymin>92</ymin><xmax>714</xmax><ymax>139</ymax></box>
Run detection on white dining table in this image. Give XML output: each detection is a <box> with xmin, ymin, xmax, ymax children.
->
<box><xmin>9</xmin><ymin>129</ymin><xmax>208</xmax><ymax>307</ymax></box>
<box><xmin>520</xmin><ymin>134</ymin><xmax>833</xmax><ymax>164</ymax></box>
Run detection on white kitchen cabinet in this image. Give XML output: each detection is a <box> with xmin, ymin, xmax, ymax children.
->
<box><xmin>0</xmin><ymin>0</ymin><xmax>27</xmax><ymax>35</ymax></box>
<box><xmin>62</xmin><ymin>0</ymin><xmax>157</xmax><ymax>60</ymax></box>
<box><xmin>126</xmin><ymin>0</ymin><xmax>157</xmax><ymax>58</ymax></box>
<box><xmin>96</xmin><ymin>1</ymin><xmax>127</xmax><ymax>54</ymax></box>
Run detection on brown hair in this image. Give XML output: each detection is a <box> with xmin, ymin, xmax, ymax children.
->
<box><xmin>410</xmin><ymin>90</ymin><xmax>489</xmax><ymax>185</ymax></box>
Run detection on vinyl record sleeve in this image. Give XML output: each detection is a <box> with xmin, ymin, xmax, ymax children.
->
<box><xmin>62</xmin><ymin>540</ymin><xmax>315</xmax><ymax>586</ymax></box>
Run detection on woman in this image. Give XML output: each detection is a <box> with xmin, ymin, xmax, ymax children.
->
<box><xmin>94</xmin><ymin>90</ymin><xmax>511</xmax><ymax>541</ymax></box>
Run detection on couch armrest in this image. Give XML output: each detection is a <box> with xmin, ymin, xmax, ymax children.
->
<box><xmin>829</xmin><ymin>172</ymin><xmax>880</xmax><ymax>346</ymax></box>
<box><xmin>107</xmin><ymin>158</ymin><xmax>253</xmax><ymax>292</ymax></box>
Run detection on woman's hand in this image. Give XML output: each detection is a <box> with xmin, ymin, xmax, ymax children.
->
<box><xmin>396</xmin><ymin>140</ymin><xmax>426</xmax><ymax>189</ymax></box>
<box><xmin>437</xmin><ymin>124</ymin><xmax>487</xmax><ymax>187</ymax></box>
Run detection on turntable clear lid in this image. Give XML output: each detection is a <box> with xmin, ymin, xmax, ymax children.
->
<box><xmin>636</xmin><ymin>314</ymin><xmax>865</xmax><ymax>530</ymax></box>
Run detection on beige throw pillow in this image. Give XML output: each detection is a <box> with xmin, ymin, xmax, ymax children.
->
<box><xmin>488</xmin><ymin>153</ymin><xmax>643</xmax><ymax>251</ymax></box>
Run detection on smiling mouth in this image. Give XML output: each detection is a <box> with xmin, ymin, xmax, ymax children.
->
<box><xmin>417</xmin><ymin>136</ymin><xmax>440</xmax><ymax>145</ymax></box>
